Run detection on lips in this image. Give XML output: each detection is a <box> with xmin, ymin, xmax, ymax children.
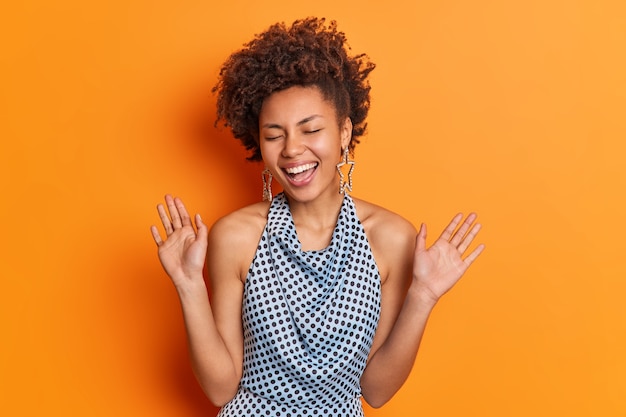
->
<box><xmin>283</xmin><ymin>162</ymin><xmax>318</xmax><ymax>183</ymax></box>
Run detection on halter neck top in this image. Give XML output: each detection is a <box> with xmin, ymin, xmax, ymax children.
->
<box><xmin>218</xmin><ymin>193</ymin><xmax>381</xmax><ymax>416</ymax></box>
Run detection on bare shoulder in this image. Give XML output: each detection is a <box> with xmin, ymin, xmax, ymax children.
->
<box><xmin>209</xmin><ymin>201</ymin><xmax>269</xmax><ymax>241</ymax></box>
<box><xmin>352</xmin><ymin>197</ymin><xmax>417</xmax><ymax>282</ymax></box>
<box><xmin>352</xmin><ymin>197</ymin><xmax>416</xmax><ymax>245</ymax></box>
<box><xmin>208</xmin><ymin>201</ymin><xmax>270</xmax><ymax>282</ymax></box>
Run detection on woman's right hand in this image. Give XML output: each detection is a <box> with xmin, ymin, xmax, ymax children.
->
<box><xmin>150</xmin><ymin>195</ymin><xmax>208</xmax><ymax>288</ymax></box>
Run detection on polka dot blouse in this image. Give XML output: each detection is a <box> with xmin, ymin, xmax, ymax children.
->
<box><xmin>218</xmin><ymin>193</ymin><xmax>381</xmax><ymax>417</ymax></box>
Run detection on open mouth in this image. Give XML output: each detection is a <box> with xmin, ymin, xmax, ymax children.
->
<box><xmin>284</xmin><ymin>162</ymin><xmax>318</xmax><ymax>182</ymax></box>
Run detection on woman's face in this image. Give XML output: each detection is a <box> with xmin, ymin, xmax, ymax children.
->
<box><xmin>259</xmin><ymin>85</ymin><xmax>352</xmax><ymax>203</ymax></box>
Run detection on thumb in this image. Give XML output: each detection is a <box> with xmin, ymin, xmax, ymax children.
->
<box><xmin>195</xmin><ymin>214</ymin><xmax>209</xmax><ymax>243</ymax></box>
<box><xmin>415</xmin><ymin>223</ymin><xmax>427</xmax><ymax>253</ymax></box>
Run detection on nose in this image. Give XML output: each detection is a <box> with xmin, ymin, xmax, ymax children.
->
<box><xmin>281</xmin><ymin>134</ymin><xmax>305</xmax><ymax>158</ymax></box>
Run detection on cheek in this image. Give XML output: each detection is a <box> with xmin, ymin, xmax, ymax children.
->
<box><xmin>259</xmin><ymin>142</ymin><xmax>274</xmax><ymax>162</ymax></box>
<box><xmin>314</xmin><ymin>135</ymin><xmax>342</xmax><ymax>160</ymax></box>
<box><xmin>260</xmin><ymin>142</ymin><xmax>288</xmax><ymax>169</ymax></box>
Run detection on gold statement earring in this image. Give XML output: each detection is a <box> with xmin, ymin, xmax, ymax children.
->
<box><xmin>262</xmin><ymin>168</ymin><xmax>273</xmax><ymax>202</ymax></box>
<box><xmin>336</xmin><ymin>147</ymin><xmax>355</xmax><ymax>194</ymax></box>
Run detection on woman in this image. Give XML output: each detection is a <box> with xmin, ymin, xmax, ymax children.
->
<box><xmin>150</xmin><ymin>17</ymin><xmax>484</xmax><ymax>416</ymax></box>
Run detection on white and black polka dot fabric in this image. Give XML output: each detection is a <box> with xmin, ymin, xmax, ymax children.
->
<box><xmin>218</xmin><ymin>193</ymin><xmax>381</xmax><ymax>417</ymax></box>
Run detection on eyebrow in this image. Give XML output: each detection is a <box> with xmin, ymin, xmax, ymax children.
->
<box><xmin>261</xmin><ymin>114</ymin><xmax>322</xmax><ymax>129</ymax></box>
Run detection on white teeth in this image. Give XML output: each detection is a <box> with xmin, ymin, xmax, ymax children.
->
<box><xmin>285</xmin><ymin>163</ymin><xmax>317</xmax><ymax>175</ymax></box>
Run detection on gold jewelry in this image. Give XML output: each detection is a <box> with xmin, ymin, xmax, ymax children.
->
<box><xmin>336</xmin><ymin>147</ymin><xmax>355</xmax><ymax>194</ymax></box>
<box><xmin>262</xmin><ymin>168</ymin><xmax>273</xmax><ymax>202</ymax></box>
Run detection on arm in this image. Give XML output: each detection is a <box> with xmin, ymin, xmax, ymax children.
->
<box><xmin>150</xmin><ymin>195</ymin><xmax>244</xmax><ymax>406</ymax></box>
<box><xmin>360</xmin><ymin>213</ymin><xmax>484</xmax><ymax>408</ymax></box>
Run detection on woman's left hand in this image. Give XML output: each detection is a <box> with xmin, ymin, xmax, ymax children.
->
<box><xmin>412</xmin><ymin>213</ymin><xmax>485</xmax><ymax>304</ymax></box>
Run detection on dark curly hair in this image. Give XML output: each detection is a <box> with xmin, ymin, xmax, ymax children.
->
<box><xmin>213</xmin><ymin>17</ymin><xmax>376</xmax><ymax>161</ymax></box>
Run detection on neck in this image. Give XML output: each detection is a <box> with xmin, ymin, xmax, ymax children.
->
<box><xmin>284</xmin><ymin>190</ymin><xmax>345</xmax><ymax>232</ymax></box>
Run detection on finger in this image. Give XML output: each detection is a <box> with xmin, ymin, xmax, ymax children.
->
<box><xmin>175</xmin><ymin>197</ymin><xmax>192</xmax><ymax>228</ymax></box>
<box><xmin>165</xmin><ymin>194</ymin><xmax>182</xmax><ymax>229</ymax></box>
<box><xmin>195</xmin><ymin>213</ymin><xmax>208</xmax><ymax>242</ymax></box>
<box><xmin>415</xmin><ymin>223</ymin><xmax>427</xmax><ymax>253</ymax></box>
<box><xmin>450</xmin><ymin>213</ymin><xmax>478</xmax><ymax>247</ymax></box>
<box><xmin>463</xmin><ymin>243</ymin><xmax>485</xmax><ymax>266</ymax></box>
<box><xmin>157</xmin><ymin>203</ymin><xmax>173</xmax><ymax>235</ymax></box>
<box><xmin>150</xmin><ymin>225</ymin><xmax>164</xmax><ymax>246</ymax></box>
<box><xmin>457</xmin><ymin>222</ymin><xmax>482</xmax><ymax>254</ymax></box>
<box><xmin>439</xmin><ymin>213</ymin><xmax>463</xmax><ymax>241</ymax></box>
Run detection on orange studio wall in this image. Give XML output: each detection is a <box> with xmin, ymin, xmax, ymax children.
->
<box><xmin>1</xmin><ymin>1</ymin><xmax>625</xmax><ymax>416</ymax></box>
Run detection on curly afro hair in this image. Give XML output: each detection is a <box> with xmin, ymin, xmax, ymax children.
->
<box><xmin>213</xmin><ymin>17</ymin><xmax>375</xmax><ymax>161</ymax></box>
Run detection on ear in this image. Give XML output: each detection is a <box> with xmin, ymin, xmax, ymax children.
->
<box><xmin>340</xmin><ymin>117</ymin><xmax>353</xmax><ymax>150</ymax></box>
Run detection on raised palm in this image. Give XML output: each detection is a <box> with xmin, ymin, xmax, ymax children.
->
<box><xmin>150</xmin><ymin>195</ymin><xmax>208</xmax><ymax>286</ymax></box>
<box><xmin>413</xmin><ymin>213</ymin><xmax>484</xmax><ymax>302</ymax></box>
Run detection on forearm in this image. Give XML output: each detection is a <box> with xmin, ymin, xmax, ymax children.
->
<box><xmin>176</xmin><ymin>279</ymin><xmax>241</xmax><ymax>406</ymax></box>
<box><xmin>360</xmin><ymin>284</ymin><xmax>437</xmax><ymax>408</ymax></box>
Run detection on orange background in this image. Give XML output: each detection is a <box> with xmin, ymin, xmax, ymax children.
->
<box><xmin>1</xmin><ymin>1</ymin><xmax>625</xmax><ymax>416</ymax></box>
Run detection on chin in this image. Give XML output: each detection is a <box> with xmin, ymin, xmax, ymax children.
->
<box><xmin>283</xmin><ymin>185</ymin><xmax>341</xmax><ymax>204</ymax></box>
